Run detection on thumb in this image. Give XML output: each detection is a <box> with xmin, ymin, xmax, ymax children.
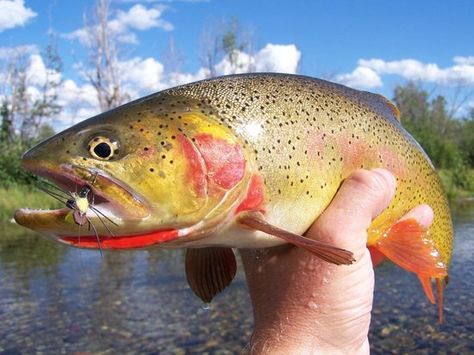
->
<box><xmin>307</xmin><ymin>168</ymin><xmax>396</xmax><ymax>259</ymax></box>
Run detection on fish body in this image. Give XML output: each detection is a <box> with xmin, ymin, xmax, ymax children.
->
<box><xmin>15</xmin><ymin>74</ymin><xmax>452</xmax><ymax>313</ymax></box>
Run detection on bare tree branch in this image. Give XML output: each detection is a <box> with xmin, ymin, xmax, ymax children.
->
<box><xmin>82</xmin><ymin>0</ymin><xmax>129</xmax><ymax>111</ymax></box>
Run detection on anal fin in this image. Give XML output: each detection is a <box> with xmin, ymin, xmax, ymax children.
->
<box><xmin>368</xmin><ymin>245</ymin><xmax>386</xmax><ymax>266</ymax></box>
<box><xmin>377</xmin><ymin>218</ymin><xmax>448</xmax><ymax>322</ymax></box>
<box><xmin>185</xmin><ymin>247</ymin><xmax>237</xmax><ymax>303</ymax></box>
<box><xmin>376</xmin><ymin>218</ymin><xmax>447</xmax><ymax>277</ymax></box>
<box><xmin>237</xmin><ymin>212</ymin><xmax>355</xmax><ymax>265</ymax></box>
<box><xmin>418</xmin><ymin>275</ymin><xmax>435</xmax><ymax>304</ymax></box>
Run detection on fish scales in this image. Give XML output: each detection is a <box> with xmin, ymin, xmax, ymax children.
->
<box><xmin>163</xmin><ymin>74</ymin><xmax>452</xmax><ymax>265</ymax></box>
<box><xmin>15</xmin><ymin>73</ymin><xmax>453</xmax><ymax>317</ymax></box>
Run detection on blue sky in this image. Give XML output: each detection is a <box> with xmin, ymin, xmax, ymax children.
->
<box><xmin>1</xmin><ymin>0</ymin><xmax>473</xmax><ymax>128</ymax></box>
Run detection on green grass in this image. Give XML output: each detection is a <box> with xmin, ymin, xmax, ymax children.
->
<box><xmin>0</xmin><ymin>185</ymin><xmax>62</xmax><ymax>222</ymax></box>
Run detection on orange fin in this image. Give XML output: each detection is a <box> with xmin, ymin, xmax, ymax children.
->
<box><xmin>377</xmin><ymin>218</ymin><xmax>448</xmax><ymax>322</ymax></box>
<box><xmin>237</xmin><ymin>212</ymin><xmax>355</xmax><ymax>265</ymax></box>
<box><xmin>185</xmin><ymin>247</ymin><xmax>237</xmax><ymax>303</ymax></box>
<box><xmin>416</xmin><ymin>276</ymin><xmax>446</xmax><ymax>323</ymax></box>
<box><xmin>376</xmin><ymin>218</ymin><xmax>447</xmax><ymax>278</ymax></box>
<box><xmin>368</xmin><ymin>246</ymin><xmax>386</xmax><ymax>266</ymax></box>
<box><xmin>418</xmin><ymin>275</ymin><xmax>435</xmax><ymax>304</ymax></box>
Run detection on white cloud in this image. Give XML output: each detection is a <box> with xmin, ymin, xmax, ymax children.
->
<box><xmin>211</xmin><ymin>43</ymin><xmax>301</xmax><ymax>76</ymax></box>
<box><xmin>119</xmin><ymin>56</ymin><xmax>165</xmax><ymax>92</ymax></box>
<box><xmin>54</xmin><ymin>80</ymin><xmax>101</xmax><ymax>128</ymax></box>
<box><xmin>0</xmin><ymin>0</ymin><xmax>36</xmax><ymax>32</ymax></box>
<box><xmin>22</xmin><ymin>41</ymin><xmax>301</xmax><ymax>130</ymax></box>
<box><xmin>336</xmin><ymin>66</ymin><xmax>383</xmax><ymax>89</ymax></box>
<box><xmin>453</xmin><ymin>56</ymin><xmax>474</xmax><ymax>66</ymax></box>
<box><xmin>338</xmin><ymin>56</ymin><xmax>474</xmax><ymax>89</ymax></box>
<box><xmin>214</xmin><ymin>50</ymin><xmax>254</xmax><ymax>75</ymax></box>
<box><xmin>65</xmin><ymin>4</ymin><xmax>172</xmax><ymax>45</ymax></box>
<box><xmin>254</xmin><ymin>43</ymin><xmax>301</xmax><ymax>73</ymax></box>
<box><xmin>0</xmin><ymin>44</ymin><xmax>37</xmax><ymax>58</ymax></box>
<box><xmin>166</xmin><ymin>67</ymin><xmax>209</xmax><ymax>87</ymax></box>
<box><xmin>114</xmin><ymin>4</ymin><xmax>173</xmax><ymax>31</ymax></box>
<box><xmin>54</xmin><ymin>56</ymin><xmax>166</xmax><ymax>128</ymax></box>
<box><xmin>58</xmin><ymin>79</ymin><xmax>98</xmax><ymax>109</ymax></box>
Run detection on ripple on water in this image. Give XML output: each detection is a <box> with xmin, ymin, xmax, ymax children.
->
<box><xmin>0</xmin><ymin>203</ymin><xmax>473</xmax><ymax>353</ymax></box>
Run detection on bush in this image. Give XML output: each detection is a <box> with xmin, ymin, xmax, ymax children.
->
<box><xmin>0</xmin><ymin>140</ymin><xmax>37</xmax><ymax>187</ymax></box>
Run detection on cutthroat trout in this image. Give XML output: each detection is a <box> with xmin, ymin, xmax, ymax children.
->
<box><xmin>15</xmin><ymin>74</ymin><xmax>452</xmax><ymax>320</ymax></box>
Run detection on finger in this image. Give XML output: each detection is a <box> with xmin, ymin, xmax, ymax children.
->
<box><xmin>399</xmin><ymin>203</ymin><xmax>434</xmax><ymax>229</ymax></box>
<box><xmin>307</xmin><ymin>168</ymin><xmax>396</xmax><ymax>258</ymax></box>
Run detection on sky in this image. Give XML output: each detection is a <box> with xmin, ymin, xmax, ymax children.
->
<box><xmin>1</xmin><ymin>0</ymin><xmax>473</xmax><ymax>130</ymax></box>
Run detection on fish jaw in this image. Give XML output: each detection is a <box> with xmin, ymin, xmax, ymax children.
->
<box><xmin>13</xmin><ymin>160</ymin><xmax>171</xmax><ymax>249</ymax></box>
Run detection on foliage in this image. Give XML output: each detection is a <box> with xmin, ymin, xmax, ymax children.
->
<box><xmin>0</xmin><ymin>184</ymin><xmax>61</xmax><ymax>222</ymax></box>
<box><xmin>199</xmin><ymin>17</ymin><xmax>254</xmax><ymax>77</ymax></box>
<box><xmin>394</xmin><ymin>81</ymin><xmax>474</xmax><ymax>195</ymax></box>
<box><xmin>0</xmin><ymin>44</ymin><xmax>62</xmax><ymax>144</ymax></box>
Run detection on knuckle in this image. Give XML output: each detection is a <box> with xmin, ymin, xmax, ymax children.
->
<box><xmin>348</xmin><ymin>169</ymin><xmax>394</xmax><ymax>196</ymax></box>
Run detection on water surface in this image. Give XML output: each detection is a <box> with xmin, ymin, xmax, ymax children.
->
<box><xmin>0</xmin><ymin>202</ymin><xmax>473</xmax><ymax>354</ymax></box>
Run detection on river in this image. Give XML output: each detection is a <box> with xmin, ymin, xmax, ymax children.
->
<box><xmin>0</xmin><ymin>202</ymin><xmax>473</xmax><ymax>354</ymax></box>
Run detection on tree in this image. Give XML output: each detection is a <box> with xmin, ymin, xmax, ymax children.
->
<box><xmin>162</xmin><ymin>35</ymin><xmax>184</xmax><ymax>75</ymax></box>
<box><xmin>199</xmin><ymin>17</ymin><xmax>254</xmax><ymax>78</ymax></box>
<box><xmin>81</xmin><ymin>0</ymin><xmax>129</xmax><ymax>111</ymax></box>
<box><xmin>394</xmin><ymin>81</ymin><xmax>430</xmax><ymax>130</ymax></box>
<box><xmin>0</xmin><ymin>44</ymin><xmax>61</xmax><ymax>144</ymax></box>
<box><xmin>393</xmin><ymin>81</ymin><xmax>465</xmax><ymax>170</ymax></box>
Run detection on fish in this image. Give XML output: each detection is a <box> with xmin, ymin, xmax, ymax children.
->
<box><xmin>14</xmin><ymin>73</ymin><xmax>452</xmax><ymax>320</ymax></box>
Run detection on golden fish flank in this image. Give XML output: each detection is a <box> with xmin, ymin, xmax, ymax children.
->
<box><xmin>14</xmin><ymin>74</ymin><xmax>452</xmax><ymax>319</ymax></box>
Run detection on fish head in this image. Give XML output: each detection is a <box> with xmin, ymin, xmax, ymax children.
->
<box><xmin>15</xmin><ymin>94</ymin><xmax>252</xmax><ymax>250</ymax></box>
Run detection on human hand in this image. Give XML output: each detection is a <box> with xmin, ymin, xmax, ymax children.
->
<box><xmin>240</xmin><ymin>169</ymin><xmax>434</xmax><ymax>354</ymax></box>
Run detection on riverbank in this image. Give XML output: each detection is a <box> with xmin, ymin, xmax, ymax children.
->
<box><xmin>0</xmin><ymin>185</ymin><xmax>61</xmax><ymax>222</ymax></box>
<box><xmin>1</xmin><ymin>169</ymin><xmax>473</xmax><ymax>222</ymax></box>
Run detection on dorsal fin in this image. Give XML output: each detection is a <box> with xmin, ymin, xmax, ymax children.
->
<box><xmin>360</xmin><ymin>91</ymin><xmax>401</xmax><ymax>122</ymax></box>
<box><xmin>375</xmin><ymin>94</ymin><xmax>401</xmax><ymax>121</ymax></box>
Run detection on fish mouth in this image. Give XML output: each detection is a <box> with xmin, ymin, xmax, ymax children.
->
<box><xmin>14</xmin><ymin>163</ymin><xmax>215</xmax><ymax>250</ymax></box>
<box><xmin>13</xmin><ymin>163</ymin><xmax>185</xmax><ymax>250</ymax></box>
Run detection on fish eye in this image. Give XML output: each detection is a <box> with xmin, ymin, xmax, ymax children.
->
<box><xmin>88</xmin><ymin>136</ymin><xmax>118</xmax><ymax>160</ymax></box>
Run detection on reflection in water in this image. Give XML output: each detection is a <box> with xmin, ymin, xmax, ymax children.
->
<box><xmin>0</xmin><ymin>202</ymin><xmax>473</xmax><ymax>353</ymax></box>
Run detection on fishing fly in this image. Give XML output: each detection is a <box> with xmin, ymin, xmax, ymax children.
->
<box><xmin>36</xmin><ymin>181</ymin><xmax>118</xmax><ymax>254</ymax></box>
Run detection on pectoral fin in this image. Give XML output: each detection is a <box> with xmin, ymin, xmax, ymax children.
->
<box><xmin>373</xmin><ymin>218</ymin><xmax>448</xmax><ymax>322</ymax></box>
<box><xmin>237</xmin><ymin>212</ymin><xmax>355</xmax><ymax>265</ymax></box>
<box><xmin>185</xmin><ymin>247</ymin><xmax>237</xmax><ymax>303</ymax></box>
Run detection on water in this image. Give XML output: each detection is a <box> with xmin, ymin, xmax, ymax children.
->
<box><xmin>0</xmin><ymin>202</ymin><xmax>473</xmax><ymax>354</ymax></box>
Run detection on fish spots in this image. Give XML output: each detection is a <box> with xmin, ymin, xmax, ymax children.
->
<box><xmin>194</xmin><ymin>133</ymin><xmax>245</xmax><ymax>190</ymax></box>
<box><xmin>138</xmin><ymin>145</ymin><xmax>156</xmax><ymax>159</ymax></box>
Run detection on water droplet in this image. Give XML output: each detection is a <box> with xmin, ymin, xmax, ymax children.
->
<box><xmin>201</xmin><ymin>303</ymin><xmax>211</xmax><ymax>310</ymax></box>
